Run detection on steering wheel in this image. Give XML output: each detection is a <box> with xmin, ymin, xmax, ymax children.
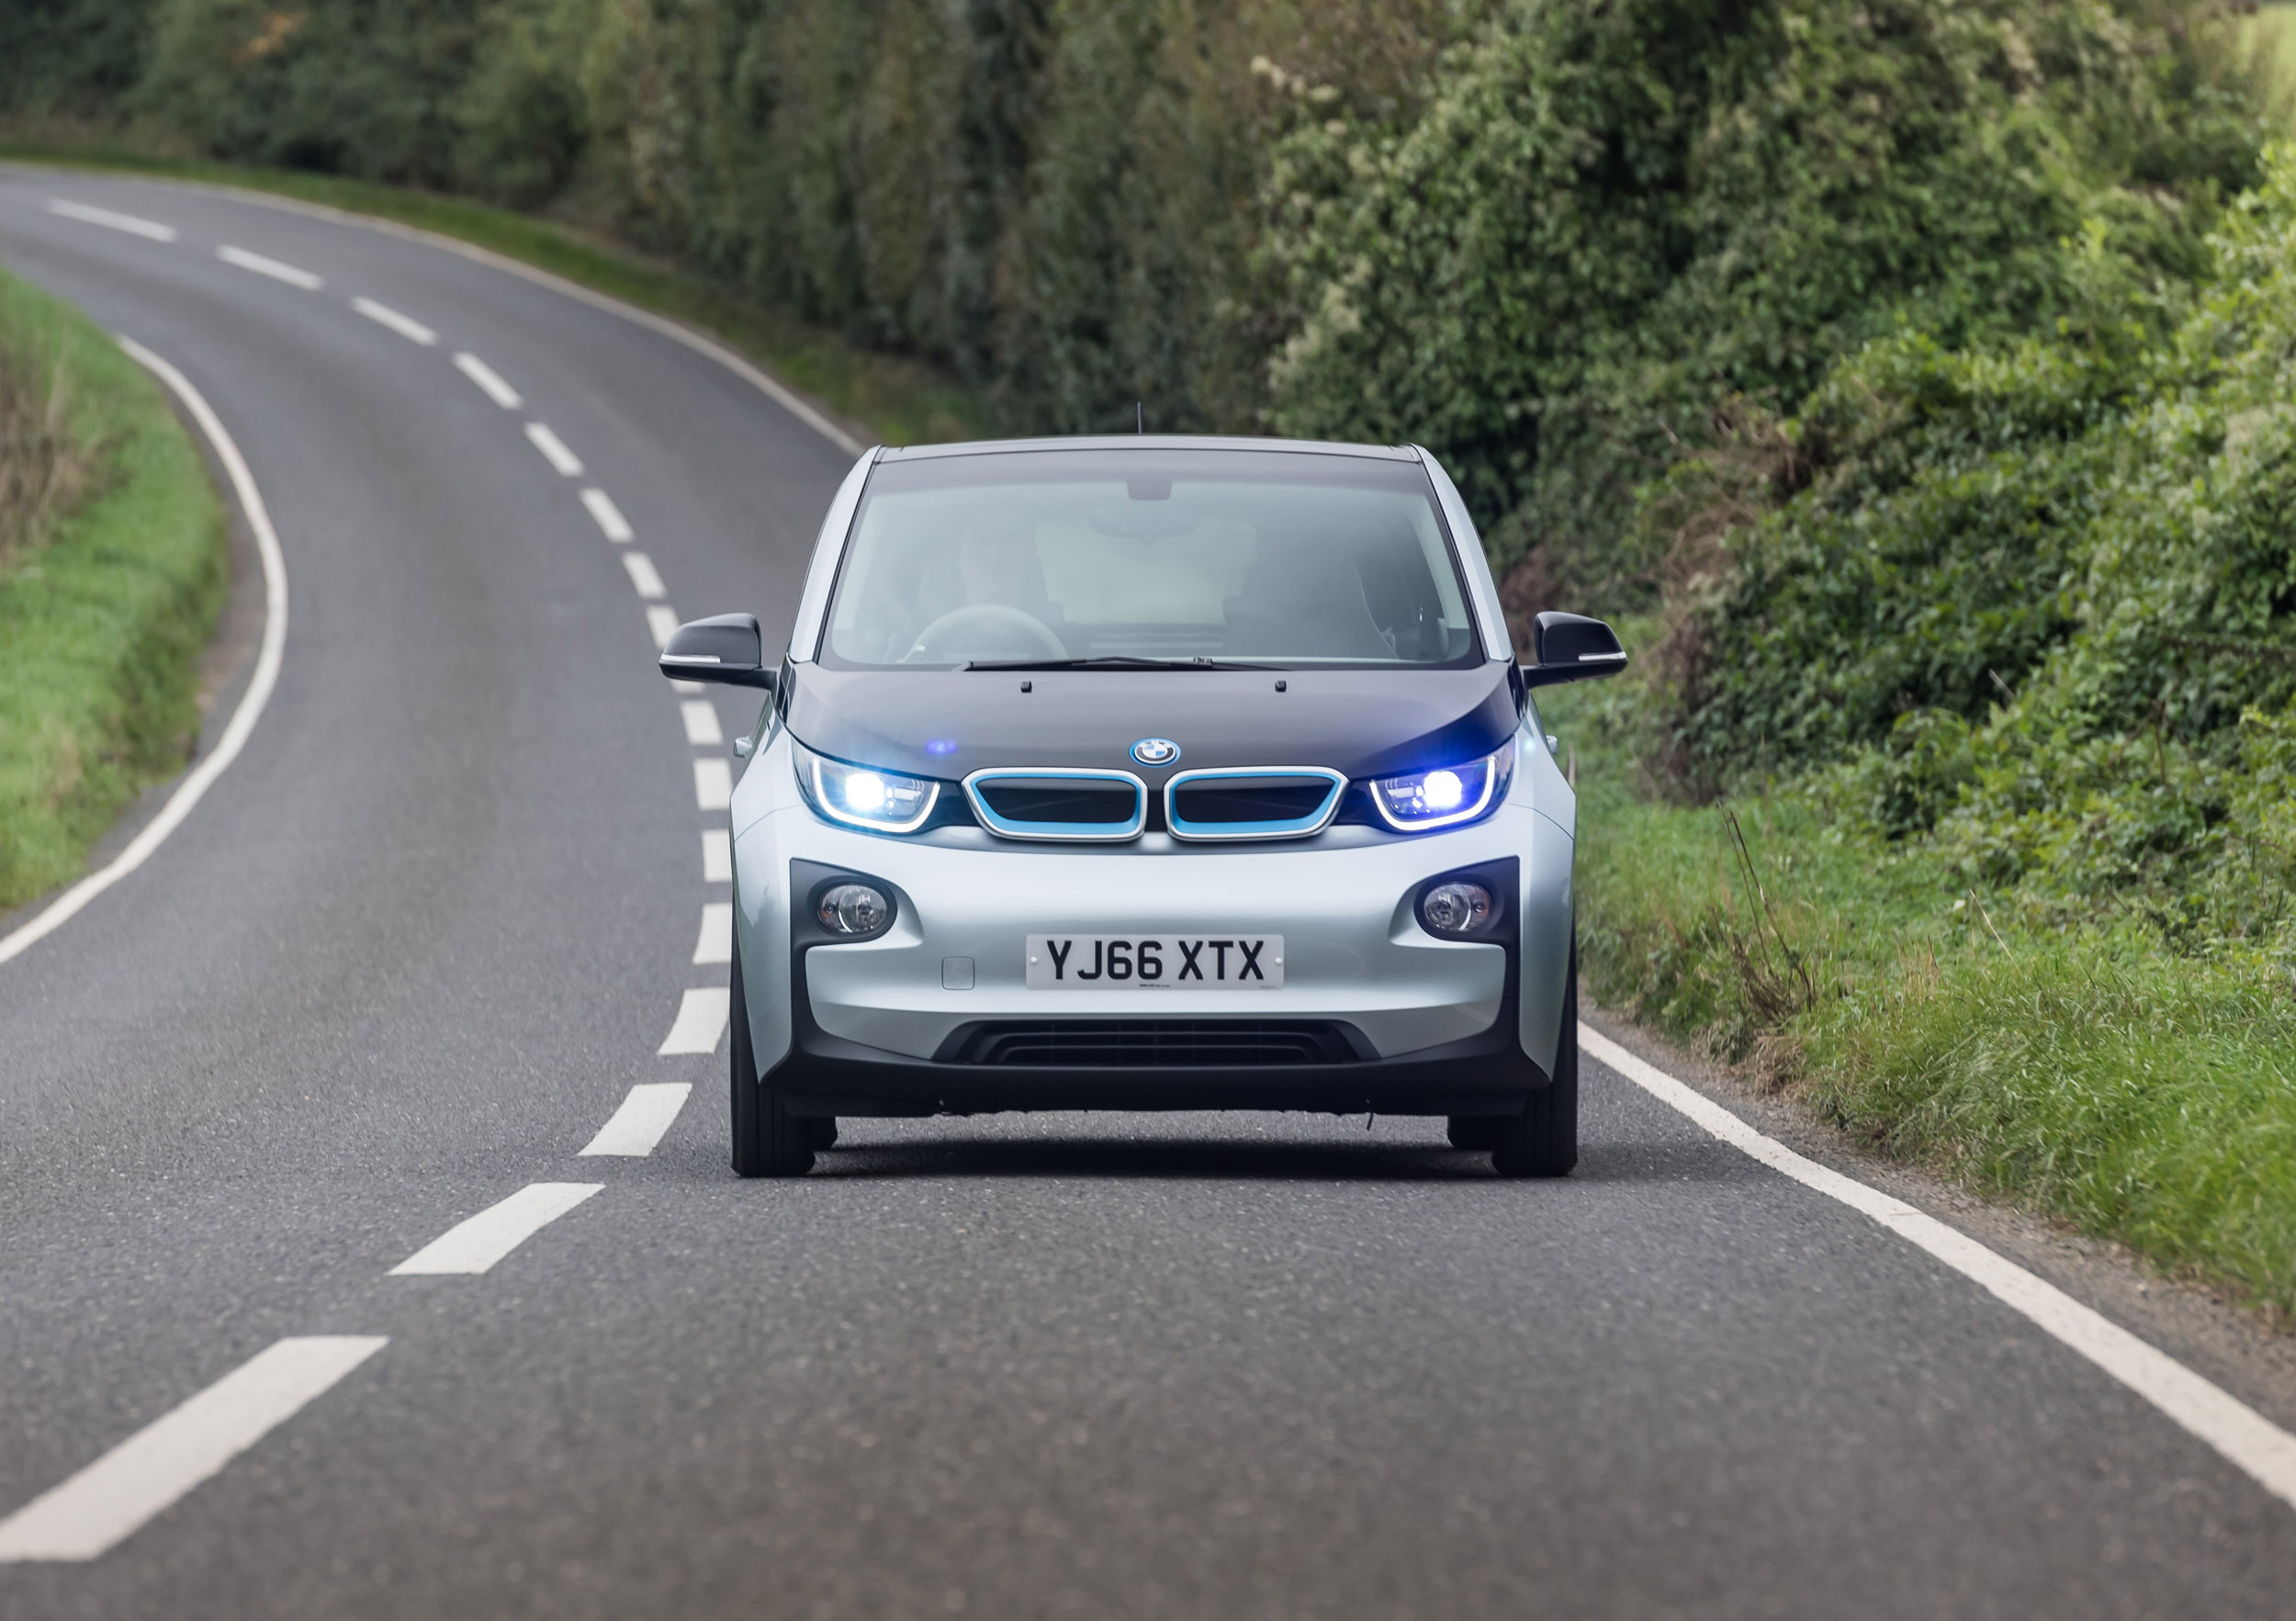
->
<box><xmin>902</xmin><ymin>603</ymin><xmax>1068</xmax><ymax>663</ymax></box>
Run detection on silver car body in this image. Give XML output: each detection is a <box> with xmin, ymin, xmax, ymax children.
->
<box><xmin>719</xmin><ymin>436</ymin><xmax>1581</xmax><ymax>1115</ymax></box>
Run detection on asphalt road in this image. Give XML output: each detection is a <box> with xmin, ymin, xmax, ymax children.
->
<box><xmin>1</xmin><ymin>169</ymin><xmax>2291</xmax><ymax>1620</ymax></box>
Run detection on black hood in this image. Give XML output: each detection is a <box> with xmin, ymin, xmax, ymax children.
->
<box><xmin>782</xmin><ymin>663</ymin><xmax>1521</xmax><ymax>784</ymax></box>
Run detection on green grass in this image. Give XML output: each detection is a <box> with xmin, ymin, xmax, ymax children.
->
<box><xmin>0</xmin><ymin>141</ymin><xmax>989</xmax><ymax>449</ymax></box>
<box><xmin>2244</xmin><ymin>5</ymin><xmax>2296</xmax><ymax>106</ymax></box>
<box><xmin>0</xmin><ymin>264</ymin><xmax>227</xmax><ymax>909</ymax></box>
<box><xmin>1547</xmin><ymin>675</ymin><xmax>2296</xmax><ymax>1323</ymax></box>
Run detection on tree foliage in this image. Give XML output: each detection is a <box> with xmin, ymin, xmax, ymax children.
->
<box><xmin>6</xmin><ymin>0</ymin><xmax>2287</xmax><ymax>950</ymax></box>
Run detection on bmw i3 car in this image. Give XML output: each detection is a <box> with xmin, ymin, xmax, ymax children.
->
<box><xmin>658</xmin><ymin>435</ymin><xmax>1626</xmax><ymax>1176</ymax></box>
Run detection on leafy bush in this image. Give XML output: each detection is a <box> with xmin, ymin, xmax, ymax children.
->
<box><xmin>33</xmin><ymin>0</ymin><xmax>2257</xmax><ymax>597</ymax></box>
<box><xmin>1646</xmin><ymin>145</ymin><xmax>2296</xmax><ymax>953</ymax></box>
<box><xmin>1259</xmin><ymin>0</ymin><xmax>2264</xmax><ymax>600</ymax></box>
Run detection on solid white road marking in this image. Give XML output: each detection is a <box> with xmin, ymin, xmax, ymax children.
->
<box><xmin>623</xmin><ymin>551</ymin><xmax>668</xmax><ymax>600</ymax></box>
<box><xmin>580</xmin><ymin>487</ymin><xmax>634</xmax><ymax>542</ymax></box>
<box><xmin>47</xmin><ymin>198</ymin><xmax>177</xmax><ymax>242</ymax></box>
<box><xmin>453</xmin><ymin>351</ymin><xmax>522</xmax><ymax>409</ymax></box>
<box><xmin>1</xmin><ymin>342</ymin><xmax>288</xmax><ymax>968</ymax></box>
<box><xmin>693</xmin><ymin>757</ymin><xmax>733</xmax><ymax>812</ymax></box>
<box><xmin>692</xmin><ymin>901</ymin><xmax>733</xmax><ymax>964</ymax></box>
<box><xmin>681</xmin><ymin>699</ymin><xmax>723</xmax><ymax>746</ymax></box>
<box><xmin>0</xmin><ymin>1336</ymin><xmax>386</xmax><ymax>1562</ymax></box>
<box><xmin>523</xmin><ymin>422</ymin><xmax>583</xmax><ymax>476</ymax></box>
<box><xmin>350</xmin><ymin>296</ymin><xmax>436</xmax><ymax>346</ymax></box>
<box><xmin>578</xmin><ymin>1083</ymin><xmax>693</xmax><ymax>1156</ymax></box>
<box><xmin>217</xmin><ymin>245</ymin><xmax>322</xmax><ymax>289</ymax></box>
<box><xmin>388</xmin><ymin>1184</ymin><xmax>602</xmax><ymax>1277</ymax></box>
<box><xmin>702</xmin><ymin>828</ymin><xmax>733</xmax><ymax>884</ymax></box>
<box><xmin>647</xmin><ymin>604</ymin><xmax>681</xmax><ymax>648</ymax></box>
<box><xmin>1581</xmin><ymin>1023</ymin><xmax>2296</xmax><ymax>1514</ymax></box>
<box><xmin>658</xmin><ymin>987</ymin><xmax>730</xmax><ymax>1055</ymax></box>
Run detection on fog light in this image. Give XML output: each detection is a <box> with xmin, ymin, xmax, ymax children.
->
<box><xmin>1421</xmin><ymin>880</ymin><xmax>1493</xmax><ymax>938</ymax></box>
<box><xmin>818</xmin><ymin>883</ymin><xmax>891</xmax><ymax>936</ymax></box>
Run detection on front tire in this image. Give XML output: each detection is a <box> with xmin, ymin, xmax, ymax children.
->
<box><xmin>729</xmin><ymin>936</ymin><xmax>814</xmax><ymax>1178</ymax></box>
<box><xmin>1492</xmin><ymin>936</ymin><xmax>1578</xmax><ymax>1178</ymax></box>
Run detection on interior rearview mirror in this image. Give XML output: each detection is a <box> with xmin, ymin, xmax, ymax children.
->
<box><xmin>1521</xmin><ymin>611</ymin><xmax>1627</xmax><ymax>689</ymax></box>
<box><xmin>659</xmin><ymin>613</ymin><xmax>775</xmax><ymax>690</ymax></box>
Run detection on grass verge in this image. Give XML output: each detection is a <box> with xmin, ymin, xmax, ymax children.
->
<box><xmin>1546</xmin><ymin>675</ymin><xmax>2296</xmax><ymax>1325</ymax></box>
<box><xmin>0</xmin><ymin>264</ymin><xmax>227</xmax><ymax>911</ymax></box>
<box><xmin>0</xmin><ymin>139</ymin><xmax>986</xmax><ymax>449</ymax></box>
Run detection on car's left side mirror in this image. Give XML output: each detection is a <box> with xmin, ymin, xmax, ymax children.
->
<box><xmin>1520</xmin><ymin>611</ymin><xmax>1626</xmax><ymax>689</ymax></box>
<box><xmin>658</xmin><ymin>613</ymin><xmax>776</xmax><ymax>690</ymax></box>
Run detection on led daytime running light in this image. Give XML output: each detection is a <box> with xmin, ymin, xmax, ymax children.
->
<box><xmin>1369</xmin><ymin>747</ymin><xmax>1510</xmax><ymax>832</ymax></box>
<box><xmin>796</xmin><ymin>742</ymin><xmax>940</xmax><ymax>833</ymax></box>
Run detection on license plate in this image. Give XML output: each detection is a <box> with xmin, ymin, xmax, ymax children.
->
<box><xmin>1026</xmin><ymin>935</ymin><xmax>1283</xmax><ymax>989</ymax></box>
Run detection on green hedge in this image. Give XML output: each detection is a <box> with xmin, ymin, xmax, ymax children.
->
<box><xmin>8</xmin><ymin>0</ymin><xmax>2263</xmax><ymax>602</ymax></box>
<box><xmin>0</xmin><ymin>265</ymin><xmax>226</xmax><ymax>910</ymax></box>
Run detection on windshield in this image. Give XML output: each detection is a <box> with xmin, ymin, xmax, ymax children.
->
<box><xmin>821</xmin><ymin>449</ymin><xmax>1481</xmax><ymax>669</ymax></box>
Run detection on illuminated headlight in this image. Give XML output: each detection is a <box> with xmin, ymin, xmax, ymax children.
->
<box><xmin>794</xmin><ymin>740</ymin><xmax>940</xmax><ymax>833</ymax></box>
<box><xmin>1369</xmin><ymin>747</ymin><xmax>1512</xmax><ymax>832</ymax></box>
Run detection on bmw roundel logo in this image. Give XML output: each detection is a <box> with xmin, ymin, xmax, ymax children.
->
<box><xmin>1130</xmin><ymin>737</ymin><xmax>1181</xmax><ymax>767</ymax></box>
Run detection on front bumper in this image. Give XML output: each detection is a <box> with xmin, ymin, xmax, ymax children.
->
<box><xmin>730</xmin><ymin>736</ymin><xmax>1578</xmax><ymax>1117</ymax></box>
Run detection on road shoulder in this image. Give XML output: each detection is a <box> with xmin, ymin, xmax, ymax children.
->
<box><xmin>1583</xmin><ymin>1002</ymin><xmax>2296</xmax><ymax>1435</ymax></box>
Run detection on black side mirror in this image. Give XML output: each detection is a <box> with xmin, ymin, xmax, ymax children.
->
<box><xmin>1521</xmin><ymin>611</ymin><xmax>1626</xmax><ymax>689</ymax></box>
<box><xmin>659</xmin><ymin>613</ymin><xmax>775</xmax><ymax>690</ymax></box>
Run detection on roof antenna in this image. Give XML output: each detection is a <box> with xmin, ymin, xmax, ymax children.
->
<box><xmin>1135</xmin><ymin>400</ymin><xmax>1143</xmax><ymax>434</ymax></box>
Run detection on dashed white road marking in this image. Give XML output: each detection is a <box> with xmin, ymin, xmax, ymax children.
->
<box><xmin>350</xmin><ymin>296</ymin><xmax>436</xmax><ymax>346</ymax></box>
<box><xmin>647</xmin><ymin>604</ymin><xmax>681</xmax><ymax>648</ymax></box>
<box><xmin>579</xmin><ymin>1083</ymin><xmax>694</xmax><ymax>1157</ymax></box>
<box><xmin>703</xmin><ymin>828</ymin><xmax>733</xmax><ymax>884</ymax></box>
<box><xmin>0</xmin><ymin>1335</ymin><xmax>386</xmax><ymax>1562</ymax></box>
<box><xmin>693</xmin><ymin>757</ymin><xmax>733</xmax><ymax>812</ymax></box>
<box><xmin>681</xmin><ymin>699</ymin><xmax>723</xmax><ymax>747</ymax></box>
<box><xmin>623</xmin><ymin>551</ymin><xmax>668</xmax><ymax>600</ymax></box>
<box><xmin>453</xmin><ymin>351</ymin><xmax>522</xmax><ymax>409</ymax></box>
<box><xmin>523</xmin><ymin>422</ymin><xmax>583</xmax><ymax>477</ymax></box>
<box><xmin>47</xmin><ymin>198</ymin><xmax>176</xmax><ymax>242</ymax></box>
<box><xmin>388</xmin><ymin>1184</ymin><xmax>602</xmax><ymax>1277</ymax></box>
<box><xmin>1</xmin><ymin>342</ymin><xmax>288</xmax><ymax>968</ymax></box>
<box><xmin>692</xmin><ymin>901</ymin><xmax>733</xmax><ymax>964</ymax></box>
<box><xmin>209</xmin><ymin>187</ymin><xmax>865</xmax><ymax>454</ymax></box>
<box><xmin>658</xmin><ymin>987</ymin><xmax>731</xmax><ymax>1055</ymax></box>
<box><xmin>1581</xmin><ymin>1024</ymin><xmax>2296</xmax><ymax>1514</ymax></box>
<box><xmin>218</xmin><ymin>244</ymin><xmax>322</xmax><ymax>289</ymax></box>
<box><xmin>581</xmin><ymin>487</ymin><xmax>634</xmax><ymax>542</ymax></box>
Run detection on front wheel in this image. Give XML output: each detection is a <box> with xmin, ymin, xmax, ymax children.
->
<box><xmin>1492</xmin><ymin>937</ymin><xmax>1578</xmax><ymax>1178</ymax></box>
<box><xmin>729</xmin><ymin>936</ymin><xmax>814</xmax><ymax>1178</ymax></box>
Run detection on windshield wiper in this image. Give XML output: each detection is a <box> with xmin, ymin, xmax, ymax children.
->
<box><xmin>962</xmin><ymin>655</ymin><xmax>1278</xmax><ymax>672</ymax></box>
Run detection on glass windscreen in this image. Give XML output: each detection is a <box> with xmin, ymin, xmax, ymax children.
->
<box><xmin>822</xmin><ymin>449</ymin><xmax>1481</xmax><ymax>668</ymax></box>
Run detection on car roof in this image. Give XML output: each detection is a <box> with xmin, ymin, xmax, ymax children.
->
<box><xmin>874</xmin><ymin>433</ymin><xmax>1423</xmax><ymax>463</ymax></box>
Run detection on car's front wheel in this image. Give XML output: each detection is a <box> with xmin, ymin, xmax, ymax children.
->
<box><xmin>1491</xmin><ymin>937</ymin><xmax>1578</xmax><ymax>1178</ymax></box>
<box><xmin>729</xmin><ymin>936</ymin><xmax>814</xmax><ymax>1178</ymax></box>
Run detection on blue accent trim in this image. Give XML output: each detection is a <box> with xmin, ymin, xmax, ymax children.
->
<box><xmin>1165</xmin><ymin>767</ymin><xmax>1347</xmax><ymax>842</ymax></box>
<box><xmin>963</xmin><ymin>769</ymin><xmax>1148</xmax><ymax>842</ymax></box>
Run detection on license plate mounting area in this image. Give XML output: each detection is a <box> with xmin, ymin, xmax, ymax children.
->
<box><xmin>1025</xmin><ymin>935</ymin><xmax>1283</xmax><ymax>989</ymax></box>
